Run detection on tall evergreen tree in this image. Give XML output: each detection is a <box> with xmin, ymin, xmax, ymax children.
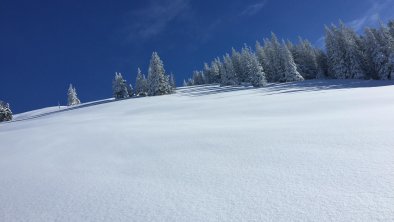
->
<box><xmin>67</xmin><ymin>84</ymin><xmax>81</xmax><ymax>106</ymax></box>
<box><xmin>112</xmin><ymin>72</ymin><xmax>129</xmax><ymax>99</ymax></box>
<box><xmin>220</xmin><ymin>53</ymin><xmax>238</xmax><ymax>86</ymax></box>
<box><xmin>231</xmin><ymin>48</ymin><xmax>243</xmax><ymax>82</ymax></box>
<box><xmin>192</xmin><ymin>70</ymin><xmax>205</xmax><ymax>85</ymax></box>
<box><xmin>135</xmin><ymin>68</ymin><xmax>148</xmax><ymax>96</ymax></box>
<box><xmin>280</xmin><ymin>43</ymin><xmax>304</xmax><ymax>82</ymax></box>
<box><xmin>291</xmin><ymin>37</ymin><xmax>319</xmax><ymax>79</ymax></box>
<box><xmin>325</xmin><ymin>23</ymin><xmax>366</xmax><ymax>79</ymax></box>
<box><xmin>147</xmin><ymin>52</ymin><xmax>171</xmax><ymax>96</ymax></box>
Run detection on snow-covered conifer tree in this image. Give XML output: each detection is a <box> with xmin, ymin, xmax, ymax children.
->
<box><xmin>0</xmin><ymin>100</ymin><xmax>12</xmax><ymax>122</ymax></box>
<box><xmin>209</xmin><ymin>59</ymin><xmax>221</xmax><ymax>84</ymax></box>
<box><xmin>240</xmin><ymin>44</ymin><xmax>267</xmax><ymax>86</ymax></box>
<box><xmin>221</xmin><ymin>53</ymin><xmax>238</xmax><ymax>86</ymax></box>
<box><xmin>280</xmin><ymin>43</ymin><xmax>304</xmax><ymax>82</ymax></box>
<box><xmin>67</xmin><ymin>84</ymin><xmax>81</xmax><ymax>106</ymax></box>
<box><xmin>192</xmin><ymin>70</ymin><xmax>205</xmax><ymax>85</ymax></box>
<box><xmin>202</xmin><ymin>63</ymin><xmax>211</xmax><ymax>84</ymax></box>
<box><xmin>231</xmin><ymin>48</ymin><xmax>243</xmax><ymax>82</ymax></box>
<box><xmin>135</xmin><ymin>68</ymin><xmax>148</xmax><ymax>96</ymax></box>
<box><xmin>147</xmin><ymin>52</ymin><xmax>171</xmax><ymax>96</ymax></box>
<box><xmin>325</xmin><ymin>23</ymin><xmax>366</xmax><ymax>79</ymax></box>
<box><xmin>112</xmin><ymin>73</ymin><xmax>129</xmax><ymax>99</ymax></box>
<box><xmin>291</xmin><ymin>38</ymin><xmax>319</xmax><ymax>79</ymax></box>
<box><xmin>127</xmin><ymin>84</ymin><xmax>134</xmax><ymax>97</ymax></box>
<box><xmin>183</xmin><ymin>79</ymin><xmax>187</xmax><ymax>87</ymax></box>
<box><xmin>364</xmin><ymin>25</ymin><xmax>394</xmax><ymax>80</ymax></box>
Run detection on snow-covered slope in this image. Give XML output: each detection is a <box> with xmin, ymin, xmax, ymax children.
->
<box><xmin>1</xmin><ymin>80</ymin><xmax>394</xmax><ymax>221</ymax></box>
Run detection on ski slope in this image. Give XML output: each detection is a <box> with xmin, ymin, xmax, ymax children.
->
<box><xmin>1</xmin><ymin>80</ymin><xmax>394</xmax><ymax>221</ymax></box>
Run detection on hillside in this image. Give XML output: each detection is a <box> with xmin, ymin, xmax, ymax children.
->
<box><xmin>1</xmin><ymin>80</ymin><xmax>394</xmax><ymax>221</ymax></box>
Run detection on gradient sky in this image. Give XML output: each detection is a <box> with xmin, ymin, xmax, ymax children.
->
<box><xmin>1</xmin><ymin>0</ymin><xmax>393</xmax><ymax>113</ymax></box>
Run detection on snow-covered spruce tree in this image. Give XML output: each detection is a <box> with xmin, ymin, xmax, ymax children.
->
<box><xmin>240</xmin><ymin>44</ymin><xmax>267</xmax><ymax>87</ymax></box>
<box><xmin>315</xmin><ymin>49</ymin><xmax>329</xmax><ymax>79</ymax></box>
<box><xmin>325</xmin><ymin>25</ymin><xmax>348</xmax><ymax>79</ymax></box>
<box><xmin>192</xmin><ymin>70</ymin><xmax>205</xmax><ymax>85</ymax></box>
<box><xmin>0</xmin><ymin>101</ymin><xmax>13</xmax><ymax>122</ymax></box>
<box><xmin>127</xmin><ymin>84</ymin><xmax>134</xmax><ymax>97</ymax></box>
<box><xmin>221</xmin><ymin>53</ymin><xmax>238</xmax><ymax>86</ymax></box>
<box><xmin>135</xmin><ymin>68</ymin><xmax>148</xmax><ymax>96</ymax></box>
<box><xmin>208</xmin><ymin>58</ymin><xmax>221</xmax><ymax>84</ymax></box>
<box><xmin>187</xmin><ymin>78</ymin><xmax>194</xmax><ymax>86</ymax></box>
<box><xmin>238</xmin><ymin>45</ymin><xmax>253</xmax><ymax>82</ymax></box>
<box><xmin>325</xmin><ymin>23</ymin><xmax>366</xmax><ymax>79</ymax></box>
<box><xmin>364</xmin><ymin>25</ymin><xmax>394</xmax><ymax>80</ymax></box>
<box><xmin>202</xmin><ymin>63</ymin><xmax>211</xmax><ymax>84</ymax></box>
<box><xmin>249</xmin><ymin>54</ymin><xmax>267</xmax><ymax>87</ymax></box>
<box><xmin>147</xmin><ymin>52</ymin><xmax>171</xmax><ymax>96</ymax></box>
<box><xmin>183</xmin><ymin>79</ymin><xmax>187</xmax><ymax>87</ymax></box>
<box><xmin>290</xmin><ymin>37</ymin><xmax>319</xmax><ymax>79</ymax></box>
<box><xmin>260</xmin><ymin>33</ymin><xmax>283</xmax><ymax>82</ymax></box>
<box><xmin>279</xmin><ymin>43</ymin><xmax>304</xmax><ymax>82</ymax></box>
<box><xmin>67</xmin><ymin>84</ymin><xmax>81</xmax><ymax>106</ymax></box>
<box><xmin>231</xmin><ymin>48</ymin><xmax>243</xmax><ymax>83</ymax></box>
<box><xmin>256</xmin><ymin>41</ymin><xmax>272</xmax><ymax>80</ymax></box>
<box><xmin>112</xmin><ymin>72</ymin><xmax>129</xmax><ymax>99</ymax></box>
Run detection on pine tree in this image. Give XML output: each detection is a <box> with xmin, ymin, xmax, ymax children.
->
<box><xmin>183</xmin><ymin>79</ymin><xmax>187</xmax><ymax>87</ymax></box>
<box><xmin>291</xmin><ymin>37</ymin><xmax>319</xmax><ymax>79</ymax></box>
<box><xmin>147</xmin><ymin>52</ymin><xmax>171</xmax><ymax>96</ymax></box>
<box><xmin>325</xmin><ymin>23</ymin><xmax>366</xmax><ymax>79</ymax></box>
<box><xmin>231</xmin><ymin>48</ymin><xmax>243</xmax><ymax>82</ymax></box>
<box><xmin>240</xmin><ymin>44</ymin><xmax>267</xmax><ymax>87</ymax></box>
<box><xmin>0</xmin><ymin>100</ymin><xmax>12</xmax><ymax>122</ymax></box>
<box><xmin>315</xmin><ymin>49</ymin><xmax>329</xmax><ymax>79</ymax></box>
<box><xmin>192</xmin><ymin>70</ymin><xmax>205</xmax><ymax>85</ymax></box>
<box><xmin>209</xmin><ymin>59</ymin><xmax>221</xmax><ymax>84</ymax></box>
<box><xmin>135</xmin><ymin>68</ymin><xmax>147</xmax><ymax>96</ymax></box>
<box><xmin>280</xmin><ymin>43</ymin><xmax>304</xmax><ymax>82</ymax></box>
<box><xmin>127</xmin><ymin>84</ymin><xmax>134</xmax><ymax>97</ymax></box>
<box><xmin>221</xmin><ymin>53</ymin><xmax>238</xmax><ymax>86</ymax></box>
<box><xmin>364</xmin><ymin>25</ymin><xmax>394</xmax><ymax>80</ymax></box>
<box><xmin>67</xmin><ymin>84</ymin><xmax>81</xmax><ymax>106</ymax></box>
<box><xmin>249</xmin><ymin>54</ymin><xmax>267</xmax><ymax>87</ymax></box>
<box><xmin>112</xmin><ymin>72</ymin><xmax>129</xmax><ymax>99</ymax></box>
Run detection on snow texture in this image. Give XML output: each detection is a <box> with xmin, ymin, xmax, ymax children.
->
<box><xmin>1</xmin><ymin>80</ymin><xmax>394</xmax><ymax>221</ymax></box>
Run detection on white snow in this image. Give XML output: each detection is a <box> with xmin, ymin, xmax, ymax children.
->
<box><xmin>1</xmin><ymin>80</ymin><xmax>394</xmax><ymax>221</ymax></box>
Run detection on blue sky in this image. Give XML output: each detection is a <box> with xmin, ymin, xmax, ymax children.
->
<box><xmin>1</xmin><ymin>0</ymin><xmax>393</xmax><ymax>113</ymax></box>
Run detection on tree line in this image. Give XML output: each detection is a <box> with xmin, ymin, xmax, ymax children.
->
<box><xmin>66</xmin><ymin>52</ymin><xmax>175</xmax><ymax>107</ymax></box>
<box><xmin>184</xmin><ymin>20</ymin><xmax>394</xmax><ymax>87</ymax></box>
<box><xmin>2</xmin><ymin>20</ymin><xmax>394</xmax><ymax>123</ymax></box>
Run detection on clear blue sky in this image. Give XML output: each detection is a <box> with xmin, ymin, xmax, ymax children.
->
<box><xmin>1</xmin><ymin>0</ymin><xmax>393</xmax><ymax>113</ymax></box>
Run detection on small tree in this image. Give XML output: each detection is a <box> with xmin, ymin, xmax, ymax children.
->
<box><xmin>67</xmin><ymin>84</ymin><xmax>81</xmax><ymax>106</ymax></box>
<box><xmin>135</xmin><ymin>68</ymin><xmax>148</xmax><ymax>96</ymax></box>
<box><xmin>112</xmin><ymin>72</ymin><xmax>129</xmax><ymax>99</ymax></box>
<box><xmin>0</xmin><ymin>100</ymin><xmax>13</xmax><ymax>122</ymax></box>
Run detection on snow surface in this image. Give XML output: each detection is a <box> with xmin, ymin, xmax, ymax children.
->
<box><xmin>1</xmin><ymin>80</ymin><xmax>394</xmax><ymax>221</ymax></box>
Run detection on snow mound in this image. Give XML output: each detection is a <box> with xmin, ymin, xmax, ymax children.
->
<box><xmin>1</xmin><ymin>80</ymin><xmax>394</xmax><ymax>221</ymax></box>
